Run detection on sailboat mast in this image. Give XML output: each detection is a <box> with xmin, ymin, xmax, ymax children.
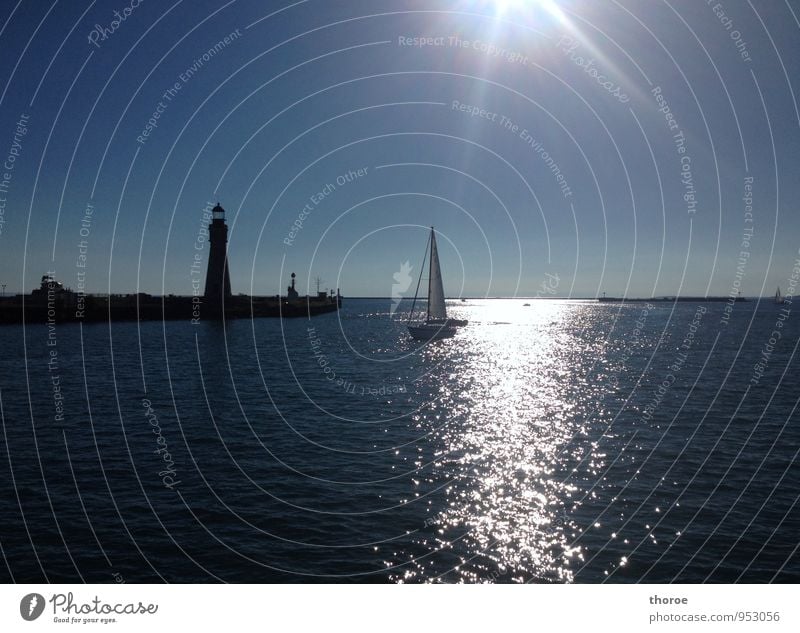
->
<box><xmin>427</xmin><ymin>227</ymin><xmax>434</xmax><ymax>321</ymax></box>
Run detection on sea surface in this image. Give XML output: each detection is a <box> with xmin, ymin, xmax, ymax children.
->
<box><xmin>0</xmin><ymin>298</ymin><xmax>798</xmax><ymax>583</ymax></box>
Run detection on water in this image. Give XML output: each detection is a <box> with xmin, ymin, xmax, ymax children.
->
<box><xmin>0</xmin><ymin>299</ymin><xmax>797</xmax><ymax>583</ymax></box>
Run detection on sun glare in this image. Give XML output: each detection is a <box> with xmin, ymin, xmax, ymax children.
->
<box><xmin>492</xmin><ymin>0</ymin><xmax>516</xmax><ymax>15</ymax></box>
<box><xmin>488</xmin><ymin>0</ymin><xmax>566</xmax><ymax>23</ymax></box>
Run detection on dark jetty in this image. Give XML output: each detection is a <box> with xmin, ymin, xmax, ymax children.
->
<box><xmin>597</xmin><ymin>295</ymin><xmax>748</xmax><ymax>303</ymax></box>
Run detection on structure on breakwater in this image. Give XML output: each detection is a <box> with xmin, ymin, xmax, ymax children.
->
<box><xmin>0</xmin><ymin>203</ymin><xmax>341</xmax><ymax>324</ymax></box>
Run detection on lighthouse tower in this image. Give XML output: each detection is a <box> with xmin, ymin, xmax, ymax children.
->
<box><xmin>204</xmin><ymin>202</ymin><xmax>232</xmax><ymax>315</ymax></box>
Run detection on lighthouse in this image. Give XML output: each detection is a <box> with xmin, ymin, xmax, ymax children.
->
<box><xmin>204</xmin><ymin>202</ymin><xmax>232</xmax><ymax>315</ymax></box>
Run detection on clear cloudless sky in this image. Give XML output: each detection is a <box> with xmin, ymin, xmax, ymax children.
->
<box><xmin>0</xmin><ymin>0</ymin><xmax>798</xmax><ymax>298</ymax></box>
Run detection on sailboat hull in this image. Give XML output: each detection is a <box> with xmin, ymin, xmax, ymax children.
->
<box><xmin>407</xmin><ymin>323</ymin><xmax>456</xmax><ymax>341</ymax></box>
<box><xmin>427</xmin><ymin>317</ymin><xmax>468</xmax><ymax>327</ymax></box>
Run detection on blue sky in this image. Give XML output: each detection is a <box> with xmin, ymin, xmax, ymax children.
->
<box><xmin>0</xmin><ymin>0</ymin><xmax>798</xmax><ymax>297</ymax></box>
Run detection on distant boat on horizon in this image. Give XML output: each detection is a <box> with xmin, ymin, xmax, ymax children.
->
<box><xmin>775</xmin><ymin>286</ymin><xmax>784</xmax><ymax>305</ymax></box>
<box><xmin>407</xmin><ymin>227</ymin><xmax>467</xmax><ymax>341</ymax></box>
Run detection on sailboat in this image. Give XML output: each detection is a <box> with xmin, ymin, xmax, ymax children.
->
<box><xmin>775</xmin><ymin>286</ymin><xmax>784</xmax><ymax>305</ymax></box>
<box><xmin>407</xmin><ymin>227</ymin><xmax>467</xmax><ymax>341</ymax></box>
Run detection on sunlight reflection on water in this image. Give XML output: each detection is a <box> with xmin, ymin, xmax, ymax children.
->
<box><xmin>391</xmin><ymin>300</ymin><xmax>611</xmax><ymax>582</ymax></box>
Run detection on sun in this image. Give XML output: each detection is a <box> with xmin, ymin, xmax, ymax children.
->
<box><xmin>488</xmin><ymin>0</ymin><xmax>566</xmax><ymax>21</ymax></box>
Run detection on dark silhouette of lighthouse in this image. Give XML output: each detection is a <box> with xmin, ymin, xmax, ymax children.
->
<box><xmin>204</xmin><ymin>202</ymin><xmax>232</xmax><ymax>315</ymax></box>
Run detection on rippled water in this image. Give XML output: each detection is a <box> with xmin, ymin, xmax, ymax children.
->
<box><xmin>0</xmin><ymin>299</ymin><xmax>798</xmax><ymax>582</ymax></box>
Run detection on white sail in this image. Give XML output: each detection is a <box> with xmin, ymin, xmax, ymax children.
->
<box><xmin>427</xmin><ymin>228</ymin><xmax>447</xmax><ymax>320</ymax></box>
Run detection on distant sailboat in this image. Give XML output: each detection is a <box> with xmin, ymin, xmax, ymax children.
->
<box><xmin>775</xmin><ymin>286</ymin><xmax>784</xmax><ymax>305</ymax></box>
<box><xmin>407</xmin><ymin>227</ymin><xmax>467</xmax><ymax>341</ymax></box>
